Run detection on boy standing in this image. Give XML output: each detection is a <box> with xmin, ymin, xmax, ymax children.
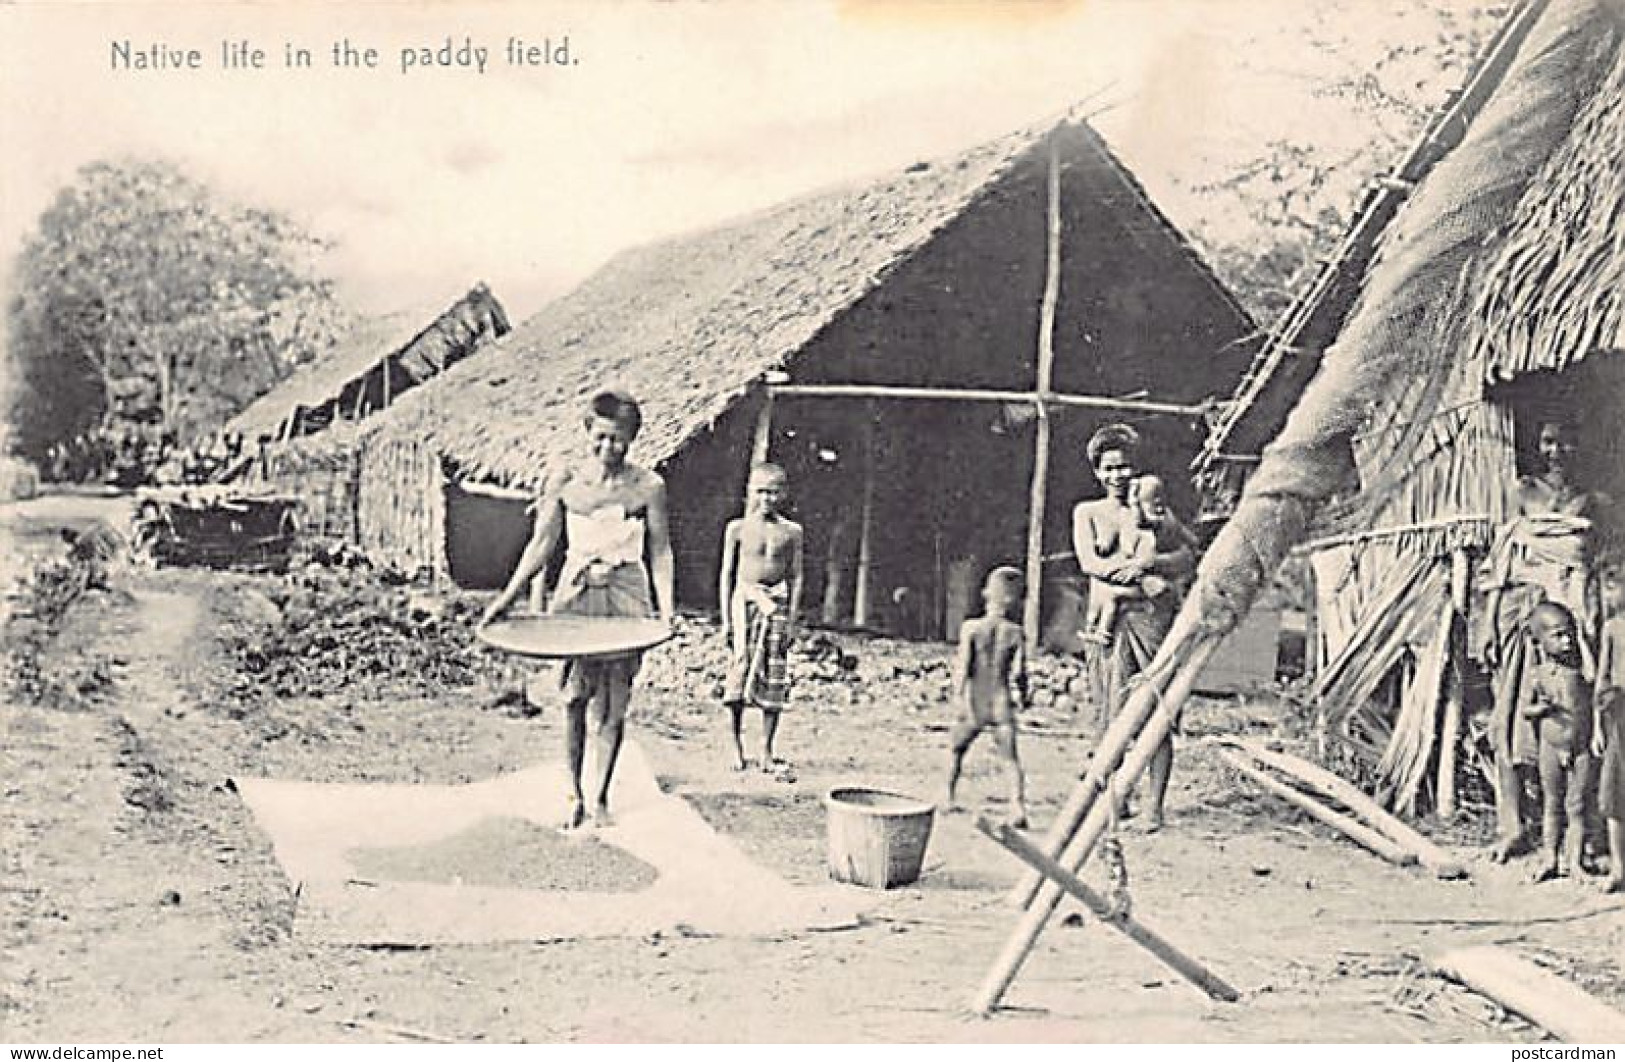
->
<box><xmin>719</xmin><ymin>463</ymin><xmax>805</xmax><ymax>773</ymax></box>
<box><xmin>946</xmin><ymin>565</ymin><xmax>1030</xmax><ymax>828</ymax></box>
<box><xmin>1521</xmin><ymin>601</ymin><xmax>1595</xmax><ymax>882</ymax></box>
<box><xmin>1593</xmin><ymin>568</ymin><xmax>1625</xmax><ymax>892</ymax></box>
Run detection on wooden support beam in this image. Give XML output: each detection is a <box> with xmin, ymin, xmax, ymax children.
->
<box><xmin>853</xmin><ymin>401</ymin><xmax>877</xmax><ymax>627</ymax></box>
<box><xmin>976</xmin><ymin>816</ymin><xmax>1240</xmax><ymax>1004</ymax></box>
<box><xmin>751</xmin><ymin>390</ymin><xmax>774</xmax><ymax>464</ymax></box>
<box><xmin>1437</xmin><ymin>547</ymin><xmax>1472</xmax><ymax>820</ymax></box>
<box><xmin>1024</xmin><ymin>141</ymin><xmax>1062</xmax><ymax>652</ymax></box>
<box><xmin>1433</xmin><ymin>946</ymin><xmax>1625</xmax><ymax>1043</ymax></box>
<box><xmin>974</xmin><ymin>631</ymin><xmax>1219</xmax><ymax>1014</ymax></box>
<box><xmin>1011</xmin><ymin>622</ymin><xmax>1178</xmax><ymax>907</ymax></box>
<box><xmin>768</xmin><ymin>383</ymin><xmax>1207</xmax><ymax>418</ymax></box>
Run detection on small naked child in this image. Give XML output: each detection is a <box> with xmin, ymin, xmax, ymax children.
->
<box><xmin>1521</xmin><ymin>601</ymin><xmax>1596</xmax><ymax>882</ymax></box>
<box><xmin>946</xmin><ymin>565</ymin><xmax>1030</xmax><ymax>828</ymax></box>
<box><xmin>718</xmin><ymin>463</ymin><xmax>805</xmax><ymax>773</ymax></box>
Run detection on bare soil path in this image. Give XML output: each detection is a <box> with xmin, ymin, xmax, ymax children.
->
<box><xmin>4</xmin><ymin>495</ymin><xmax>1622</xmax><ymax>1042</ymax></box>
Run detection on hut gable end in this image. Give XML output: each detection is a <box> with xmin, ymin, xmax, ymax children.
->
<box><xmin>376</xmin><ymin>117</ymin><xmax>1252</xmax><ymax>493</ymax></box>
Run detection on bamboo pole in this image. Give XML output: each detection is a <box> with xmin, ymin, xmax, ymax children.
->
<box><xmin>768</xmin><ymin>383</ymin><xmax>1206</xmax><ymax>418</ymax></box>
<box><xmin>1217</xmin><ymin>748</ymin><xmax>1417</xmax><ymax>866</ymax></box>
<box><xmin>1433</xmin><ymin>946</ymin><xmax>1625</xmax><ymax>1043</ymax></box>
<box><xmin>1437</xmin><ymin>547</ymin><xmax>1471</xmax><ymax>819</ymax></box>
<box><xmin>975</xmin><ymin>816</ymin><xmax>1240</xmax><ymax>1003</ymax></box>
<box><xmin>1225</xmin><ymin>739</ymin><xmax>1466</xmax><ymax>878</ymax></box>
<box><xmin>854</xmin><ymin>401</ymin><xmax>877</xmax><ymax>627</ymax></box>
<box><xmin>752</xmin><ymin>390</ymin><xmax>774</xmax><ymax>464</ymax></box>
<box><xmin>1024</xmin><ymin>141</ymin><xmax>1062</xmax><ymax>652</ymax></box>
<box><xmin>1193</xmin><ymin>0</ymin><xmax>1551</xmax><ymax>476</ymax></box>
<box><xmin>973</xmin><ymin>631</ymin><xmax>1218</xmax><ymax>1015</ymax></box>
<box><xmin>1010</xmin><ymin>638</ymin><xmax>1172</xmax><ymax>907</ymax></box>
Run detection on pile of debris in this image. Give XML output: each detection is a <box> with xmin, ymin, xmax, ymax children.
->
<box><xmin>639</xmin><ymin>615</ymin><xmax>1094</xmax><ymax>717</ymax></box>
<box><xmin>216</xmin><ymin>563</ymin><xmax>510</xmax><ymax>705</ymax></box>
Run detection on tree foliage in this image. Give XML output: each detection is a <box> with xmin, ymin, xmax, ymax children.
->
<box><xmin>5</xmin><ymin>159</ymin><xmax>354</xmax><ymax>460</ymax></box>
<box><xmin>1182</xmin><ymin>3</ymin><xmax>1509</xmax><ymax>324</ymax></box>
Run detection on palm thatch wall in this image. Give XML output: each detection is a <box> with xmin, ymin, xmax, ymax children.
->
<box><xmin>351</xmin><ymin>117</ymin><xmax>1254</xmax><ymax>619</ymax></box>
<box><xmin>1194</xmin><ymin>0</ymin><xmax>1625</xmax><ymax>810</ymax></box>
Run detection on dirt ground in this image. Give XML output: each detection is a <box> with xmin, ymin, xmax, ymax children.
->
<box><xmin>3</xmin><ymin>493</ymin><xmax>1623</xmax><ymax>1044</ymax></box>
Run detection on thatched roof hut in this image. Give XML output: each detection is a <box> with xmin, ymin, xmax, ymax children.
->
<box><xmin>1166</xmin><ymin>0</ymin><xmax>1625</xmax><ymax>814</ymax></box>
<box><xmin>229</xmin><ymin>283</ymin><xmax>508</xmax><ymax>442</ymax></box>
<box><xmin>330</xmin><ymin>116</ymin><xmax>1257</xmax><ymax>628</ymax></box>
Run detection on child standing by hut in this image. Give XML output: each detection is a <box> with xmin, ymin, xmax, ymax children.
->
<box><xmin>718</xmin><ymin>463</ymin><xmax>805</xmax><ymax>773</ymax></box>
<box><xmin>1593</xmin><ymin>568</ymin><xmax>1625</xmax><ymax>892</ymax></box>
<box><xmin>1521</xmin><ymin>601</ymin><xmax>1595</xmax><ymax>882</ymax></box>
<box><xmin>946</xmin><ymin>565</ymin><xmax>1030</xmax><ymax>828</ymax></box>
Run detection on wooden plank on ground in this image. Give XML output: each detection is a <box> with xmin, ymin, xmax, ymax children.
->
<box><xmin>1433</xmin><ymin>946</ymin><xmax>1625</xmax><ymax>1043</ymax></box>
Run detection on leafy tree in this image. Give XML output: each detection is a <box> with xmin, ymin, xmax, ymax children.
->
<box><xmin>1179</xmin><ymin>3</ymin><xmax>1508</xmax><ymax>323</ymax></box>
<box><xmin>5</xmin><ymin>159</ymin><xmax>354</xmax><ymax>460</ymax></box>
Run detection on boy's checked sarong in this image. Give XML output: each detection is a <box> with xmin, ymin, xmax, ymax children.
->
<box><xmin>724</xmin><ymin>582</ymin><xmax>791</xmax><ymax>710</ymax></box>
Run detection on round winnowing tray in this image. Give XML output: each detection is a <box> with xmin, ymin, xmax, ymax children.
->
<box><xmin>476</xmin><ymin>614</ymin><xmax>673</xmax><ymax>660</ymax></box>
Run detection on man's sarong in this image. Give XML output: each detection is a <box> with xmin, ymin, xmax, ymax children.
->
<box><xmin>724</xmin><ymin>582</ymin><xmax>790</xmax><ymax>710</ymax></box>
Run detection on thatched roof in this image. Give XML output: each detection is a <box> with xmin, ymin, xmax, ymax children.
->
<box><xmin>1172</xmin><ymin>0</ymin><xmax>1623</xmax><ymax>650</ymax></box>
<box><xmin>1193</xmin><ymin>0</ymin><xmax>1625</xmax><ymax>536</ymax></box>
<box><xmin>370</xmin><ymin>117</ymin><xmax>1243</xmax><ymax>490</ymax></box>
<box><xmin>229</xmin><ymin>306</ymin><xmax>438</xmax><ymax>438</ymax></box>
<box><xmin>1467</xmin><ymin>24</ymin><xmax>1625</xmax><ymax>381</ymax></box>
<box><xmin>228</xmin><ymin>283</ymin><xmax>507</xmax><ymax>440</ymax></box>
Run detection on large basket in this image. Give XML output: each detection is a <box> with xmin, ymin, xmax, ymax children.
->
<box><xmin>824</xmin><ymin>787</ymin><xmax>936</xmax><ymax>889</ymax></box>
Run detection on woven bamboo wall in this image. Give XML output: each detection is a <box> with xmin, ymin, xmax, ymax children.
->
<box><xmin>356</xmin><ymin>438</ymin><xmax>448</xmax><ymax>584</ymax></box>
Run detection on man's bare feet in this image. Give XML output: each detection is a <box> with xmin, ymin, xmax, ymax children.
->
<box><xmin>1143</xmin><ymin>812</ymin><xmax>1165</xmax><ymax>834</ymax></box>
<box><xmin>762</xmin><ymin>757</ymin><xmax>791</xmax><ymax>774</ymax></box>
<box><xmin>561</xmin><ymin>798</ymin><xmax>586</xmax><ymax>831</ymax></box>
<box><xmin>1532</xmin><ymin>858</ymin><xmax>1560</xmax><ymax>883</ymax></box>
<box><xmin>590</xmin><ymin>801</ymin><xmax>614</xmax><ymax>829</ymax></box>
<box><xmin>730</xmin><ymin>753</ymin><xmax>750</xmax><ymax>772</ymax></box>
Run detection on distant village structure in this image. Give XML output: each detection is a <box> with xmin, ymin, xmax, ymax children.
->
<box><xmin>236</xmin><ymin>283</ymin><xmax>509</xmax><ymax>543</ymax></box>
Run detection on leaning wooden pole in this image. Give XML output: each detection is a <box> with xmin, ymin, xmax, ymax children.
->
<box><xmin>976</xmin><ymin>816</ymin><xmax>1240</xmax><ymax>1003</ymax></box>
<box><xmin>1227</xmin><ymin>739</ymin><xmax>1467</xmax><ymax>878</ymax></box>
<box><xmin>973</xmin><ymin>625</ymin><xmax>1218</xmax><ymax>1014</ymax></box>
<box><xmin>1023</xmin><ymin>139</ymin><xmax>1063</xmax><ymax>652</ymax></box>
<box><xmin>1010</xmin><ymin>642</ymin><xmax>1171</xmax><ymax>907</ymax></box>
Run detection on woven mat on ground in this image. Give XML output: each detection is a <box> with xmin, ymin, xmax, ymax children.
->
<box><xmin>236</xmin><ymin>742</ymin><xmax>865</xmax><ymax>945</ymax></box>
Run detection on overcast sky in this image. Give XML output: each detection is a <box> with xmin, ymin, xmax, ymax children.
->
<box><xmin>1</xmin><ymin>0</ymin><xmax>1460</xmax><ymax>325</ymax></box>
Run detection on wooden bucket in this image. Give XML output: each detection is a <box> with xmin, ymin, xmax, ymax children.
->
<box><xmin>825</xmin><ymin>787</ymin><xmax>936</xmax><ymax>889</ymax></box>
